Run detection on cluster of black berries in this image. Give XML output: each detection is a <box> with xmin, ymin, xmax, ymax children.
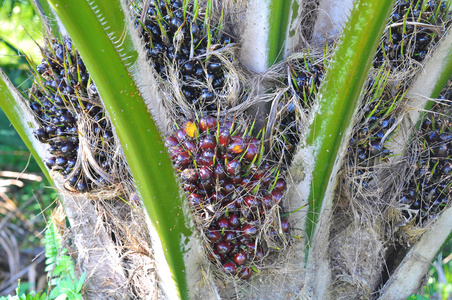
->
<box><xmin>400</xmin><ymin>110</ymin><xmax>451</xmax><ymax>223</ymax></box>
<box><xmin>132</xmin><ymin>0</ymin><xmax>234</xmax><ymax>113</ymax></box>
<box><xmin>290</xmin><ymin>63</ymin><xmax>324</xmax><ymax>108</ymax></box>
<box><xmin>274</xmin><ymin>62</ymin><xmax>324</xmax><ymax>162</ymax></box>
<box><xmin>29</xmin><ymin>39</ymin><xmax>114</xmax><ymax>192</ymax></box>
<box><xmin>374</xmin><ymin>0</ymin><xmax>449</xmax><ymax>69</ymax></box>
<box><xmin>348</xmin><ymin>98</ymin><xmax>394</xmax><ymax>171</ymax></box>
<box><xmin>164</xmin><ymin>116</ymin><xmax>289</xmax><ymax>279</ymax></box>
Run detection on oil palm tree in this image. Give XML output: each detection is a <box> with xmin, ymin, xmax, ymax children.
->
<box><xmin>1</xmin><ymin>0</ymin><xmax>451</xmax><ymax>299</ymax></box>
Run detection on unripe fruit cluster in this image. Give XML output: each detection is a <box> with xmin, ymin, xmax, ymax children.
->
<box><xmin>348</xmin><ymin>95</ymin><xmax>394</xmax><ymax>171</ymax></box>
<box><xmin>276</xmin><ymin>62</ymin><xmax>324</xmax><ymax>162</ymax></box>
<box><xmin>374</xmin><ymin>0</ymin><xmax>448</xmax><ymax>69</ymax></box>
<box><xmin>165</xmin><ymin>116</ymin><xmax>289</xmax><ymax>279</ymax></box>
<box><xmin>132</xmin><ymin>0</ymin><xmax>234</xmax><ymax>114</ymax></box>
<box><xmin>29</xmin><ymin>39</ymin><xmax>114</xmax><ymax>192</ymax></box>
<box><xmin>400</xmin><ymin>109</ymin><xmax>452</xmax><ymax>223</ymax></box>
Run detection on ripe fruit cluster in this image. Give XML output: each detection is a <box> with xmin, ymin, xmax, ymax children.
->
<box><xmin>165</xmin><ymin>116</ymin><xmax>289</xmax><ymax>279</ymax></box>
<box><xmin>29</xmin><ymin>39</ymin><xmax>115</xmax><ymax>192</ymax></box>
<box><xmin>132</xmin><ymin>0</ymin><xmax>234</xmax><ymax>113</ymax></box>
<box><xmin>374</xmin><ymin>0</ymin><xmax>449</xmax><ymax>69</ymax></box>
<box><xmin>400</xmin><ymin>103</ymin><xmax>452</xmax><ymax>223</ymax></box>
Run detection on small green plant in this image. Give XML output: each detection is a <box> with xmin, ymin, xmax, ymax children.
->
<box><xmin>44</xmin><ymin>219</ymin><xmax>85</xmax><ymax>300</ymax></box>
<box><xmin>0</xmin><ymin>219</ymin><xmax>85</xmax><ymax>300</ymax></box>
<box><xmin>0</xmin><ymin>281</ymin><xmax>45</xmax><ymax>300</ymax></box>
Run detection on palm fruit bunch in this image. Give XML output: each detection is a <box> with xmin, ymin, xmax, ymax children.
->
<box><xmin>290</xmin><ymin>61</ymin><xmax>324</xmax><ymax>108</ymax></box>
<box><xmin>374</xmin><ymin>0</ymin><xmax>450</xmax><ymax>69</ymax></box>
<box><xmin>132</xmin><ymin>0</ymin><xmax>289</xmax><ymax>278</ymax></box>
<box><xmin>399</xmin><ymin>100</ymin><xmax>452</xmax><ymax>223</ymax></box>
<box><xmin>339</xmin><ymin>72</ymin><xmax>400</xmax><ymax>196</ymax></box>
<box><xmin>273</xmin><ymin>59</ymin><xmax>325</xmax><ymax>163</ymax></box>
<box><xmin>164</xmin><ymin>116</ymin><xmax>289</xmax><ymax>279</ymax></box>
<box><xmin>28</xmin><ymin>39</ymin><xmax>118</xmax><ymax>193</ymax></box>
<box><xmin>131</xmin><ymin>0</ymin><xmax>235</xmax><ymax>114</ymax></box>
<box><xmin>348</xmin><ymin>79</ymin><xmax>395</xmax><ymax>169</ymax></box>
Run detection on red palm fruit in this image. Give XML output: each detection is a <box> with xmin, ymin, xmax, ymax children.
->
<box><xmin>199</xmin><ymin>166</ymin><xmax>213</xmax><ymax>180</ymax></box>
<box><xmin>271</xmin><ymin>190</ymin><xmax>283</xmax><ymax>203</ymax></box>
<box><xmin>220</xmin><ymin>152</ymin><xmax>234</xmax><ymax>161</ymax></box>
<box><xmin>252</xmin><ymin>169</ymin><xmax>265</xmax><ymax>180</ymax></box>
<box><xmin>235</xmin><ymin>197</ymin><xmax>244</xmax><ymax>207</ymax></box>
<box><xmin>223</xmin><ymin>262</ymin><xmax>237</xmax><ymax>275</ymax></box>
<box><xmin>199</xmin><ymin>150</ymin><xmax>215</xmax><ymax>167</ymax></box>
<box><xmin>238</xmin><ymin>266</ymin><xmax>251</xmax><ymax>279</ymax></box>
<box><xmin>246</xmin><ymin>241</ymin><xmax>256</xmax><ymax>253</ymax></box>
<box><xmin>224</xmin><ymin>231</ymin><xmax>236</xmax><ymax>243</ymax></box>
<box><xmin>281</xmin><ymin>219</ymin><xmax>289</xmax><ymax>233</ymax></box>
<box><xmin>217</xmin><ymin>218</ymin><xmax>230</xmax><ymax>230</ymax></box>
<box><xmin>183</xmin><ymin>140</ymin><xmax>197</xmax><ymax>154</ymax></box>
<box><xmin>242</xmin><ymin>224</ymin><xmax>257</xmax><ymax>237</ymax></box>
<box><xmin>262</xmin><ymin>194</ymin><xmax>273</xmax><ymax>208</ymax></box>
<box><xmin>176</xmin><ymin>129</ymin><xmax>187</xmax><ymax>141</ymax></box>
<box><xmin>233</xmin><ymin>251</ymin><xmax>247</xmax><ymax>266</ymax></box>
<box><xmin>164</xmin><ymin>136</ymin><xmax>178</xmax><ymax>147</ymax></box>
<box><xmin>175</xmin><ymin>151</ymin><xmax>190</xmax><ymax>168</ymax></box>
<box><xmin>244</xmin><ymin>196</ymin><xmax>259</xmax><ymax>208</ymax></box>
<box><xmin>227</xmin><ymin>160</ymin><xmax>241</xmax><ymax>176</ymax></box>
<box><xmin>217</xmin><ymin>241</ymin><xmax>232</xmax><ymax>254</ymax></box>
<box><xmin>181</xmin><ymin>168</ymin><xmax>198</xmax><ymax>182</ymax></box>
<box><xmin>274</xmin><ymin>179</ymin><xmax>286</xmax><ymax>191</ymax></box>
<box><xmin>218</xmin><ymin>127</ymin><xmax>230</xmax><ymax>147</ymax></box>
<box><xmin>228</xmin><ymin>214</ymin><xmax>240</xmax><ymax>227</ymax></box>
<box><xmin>228</xmin><ymin>136</ymin><xmax>244</xmax><ymax>154</ymax></box>
<box><xmin>206</xmin><ymin>228</ymin><xmax>221</xmax><ymax>243</ymax></box>
<box><xmin>244</xmin><ymin>143</ymin><xmax>259</xmax><ymax>161</ymax></box>
<box><xmin>199</xmin><ymin>115</ymin><xmax>217</xmax><ymax>132</ymax></box>
<box><xmin>200</xmin><ymin>135</ymin><xmax>216</xmax><ymax>150</ymax></box>
<box><xmin>214</xmin><ymin>164</ymin><xmax>226</xmax><ymax>179</ymax></box>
